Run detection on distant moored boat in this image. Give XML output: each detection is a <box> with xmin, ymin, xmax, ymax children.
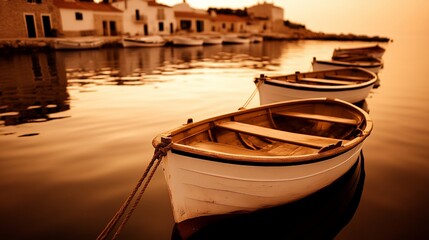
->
<box><xmin>254</xmin><ymin>67</ymin><xmax>378</xmax><ymax>105</ymax></box>
<box><xmin>332</xmin><ymin>44</ymin><xmax>386</xmax><ymax>59</ymax></box>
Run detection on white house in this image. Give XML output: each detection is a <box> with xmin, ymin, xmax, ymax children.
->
<box><xmin>111</xmin><ymin>0</ymin><xmax>175</xmax><ymax>36</ymax></box>
<box><xmin>247</xmin><ymin>2</ymin><xmax>284</xmax><ymax>33</ymax></box>
<box><xmin>53</xmin><ymin>0</ymin><xmax>123</xmax><ymax>37</ymax></box>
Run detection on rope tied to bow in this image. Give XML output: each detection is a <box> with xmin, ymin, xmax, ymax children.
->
<box><xmin>97</xmin><ymin>138</ymin><xmax>172</xmax><ymax>240</ymax></box>
<box><xmin>240</xmin><ymin>75</ymin><xmax>264</xmax><ymax>110</ymax></box>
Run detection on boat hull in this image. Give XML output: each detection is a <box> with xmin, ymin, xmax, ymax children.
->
<box><xmin>122</xmin><ymin>37</ymin><xmax>165</xmax><ymax>47</ymax></box>
<box><xmin>257</xmin><ymin>79</ymin><xmax>375</xmax><ymax>105</ymax></box>
<box><xmin>223</xmin><ymin>35</ymin><xmax>250</xmax><ymax>44</ymax></box>
<box><xmin>52</xmin><ymin>38</ymin><xmax>104</xmax><ymax>50</ymax></box>
<box><xmin>162</xmin><ymin>143</ymin><xmax>363</xmax><ymax>223</ymax></box>
<box><xmin>173</xmin><ymin>37</ymin><xmax>204</xmax><ymax>46</ymax></box>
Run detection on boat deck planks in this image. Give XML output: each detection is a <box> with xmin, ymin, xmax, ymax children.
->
<box><xmin>274</xmin><ymin>111</ymin><xmax>358</xmax><ymax>125</ymax></box>
<box><xmin>216</xmin><ymin>121</ymin><xmax>345</xmax><ymax>148</ymax></box>
<box><xmin>191</xmin><ymin>141</ymin><xmax>276</xmax><ymax>156</ymax></box>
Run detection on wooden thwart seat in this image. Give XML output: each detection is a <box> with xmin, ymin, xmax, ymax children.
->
<box><xmin>299</xmin><ymin>77</ymin><xmax>356</xmax><ymax>85</ymax></box>
<box><xmin>324</xmin><ymin>74</ymin><xmax>369</xmax><ymax>81</ymax></box>
<box><xmin>216</xmin><ymin>121</ymin><xmax>345</xmax><ymax>149</ymax></box>
<box><xmin>274</xmin><ymin>111</ymin><xmax>358</xmax><ymax>125</ymax></box>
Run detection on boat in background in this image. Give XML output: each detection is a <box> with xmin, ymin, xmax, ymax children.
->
<box><xmin>333</xmin><ymin>44</ymin><xmax>386</xmax><ymax>59</ymax></box>
<box><xmin>172</xmin><ymin>36</ymin><xmax>204</xmax><ymax>46</ymax></box>
<box><xmin>52</xmin><ymin>37</ymin><xmax>104</xmax><ymax>50</ymax></box>
<box><xmin>254</xmin><ymin>67</ymin><xmax>377</xmax><ymax>105</ymax></box>
<box><xmin>122</xmin><ymin>35</ymin><xmax>166</xmax><ymax>47</ymax></box>
<box><xmin>153</xmin><ymin>98</ymin><xmax>372</xmax><ymax>223</ymax></box>
<box><xmin>222</xmin><ymin>34</ymin><xmax>251</xmax><ymax>44</ymax></box>
<box><xmin>250</xmin><ymin>35</ymin><xmax>263</xmax><ymax>43</ymax></box>
<box><xmin>312</xmin><ymin>56</ymin><xmax>383</xmax><ymax>74</ymax></box>
<box><xmin>198</xmin><ymin>34</ymin><xmax>223</xmax><ymax>45</ymax></box>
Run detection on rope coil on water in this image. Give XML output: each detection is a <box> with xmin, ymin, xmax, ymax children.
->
<box><xmin>96</xmin><ymin>139</ymin><xmax>172</xmax><ymax>240</ymax></box>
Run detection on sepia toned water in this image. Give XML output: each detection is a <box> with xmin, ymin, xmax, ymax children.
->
<box><xmin>1</xmin><ymin>36</ymin><xmax>428</xmax><ymax>239</ymax></box>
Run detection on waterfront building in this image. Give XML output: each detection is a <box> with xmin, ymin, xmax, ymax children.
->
<box><xmin>247</xmin><ymin>2</ymin><xmax>285</xmax><ymax>33</ymax></box>
<box><xmin>0</xmin><ymin>0</ymin><xmax>60</xmax><ymax>38</ymax></box>
<box><xmin>53</xmin><ymin>0</ymin><xmax>123</xmax><ymax>37</ymax></box>
<box><xmin>172</xmin><ymin>0</ymin><xmax>211</xmax><ymax>34</ymax></box>
<box><xmin>111</xmin><ymin>0</ymin><xmax>175</xmax><ymax>36</ymax></box>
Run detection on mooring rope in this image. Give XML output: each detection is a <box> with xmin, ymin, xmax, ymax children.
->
<box><xmin>240</xmin><ymin>78</ymin><xmax>263</xmax><ymax>110</ymax></box>
<box><xmin>96</xmin><ymin>140</ymin><xmax>172</xmax><ymax>240</ymax></box>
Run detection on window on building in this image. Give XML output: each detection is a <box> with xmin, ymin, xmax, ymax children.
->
<box><xmin>75</xmin><ymin>12</ymin><xmax>83</xmax><ymax>20</ymax></box>
<box><xmin>135</xmin><ymin>9</ymin><xmax>140</xmax><ymax>20</ymax></box>
<box><xmin>157</xmin><ymin>8</ymin><xmax>165</xmax><ymax>20</ymax></box>
<box><xmin>196</xmin><ymin>20</ymin><xmax>204</xmax><ymax>33</ymax></box>
<box><xmin>222</xmin><ymin>23</ymin><xmax>226</xmax><ymax>29</ymax></box>
<box><xmin>158</xmin><ymin>22</ymin><xmax>164</xmax><ymax>32</ymax></box>
<box><xmin>27</xmin><ymin>0</ymin><xmax>42</xmax><ymax>3</ymax></box>
<box><xmin>180</xmin><ymin>20</ymin><xmax>191</xmax><ymax>31</ymax></box>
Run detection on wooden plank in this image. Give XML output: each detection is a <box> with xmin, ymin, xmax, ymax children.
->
<box><xmin>324</xmin><ymin>74</ymin><xmax>369</xmax><ymax>81</ymax></box>
<box><xmin>191</xmin><ymin>141</ymin><xmax>274</xmax><ymax>156</ymax></box>
<box><xmin>299</xmin><ymin>77</ymin><xmax>356</xmax><ymax>85</ymax></box>
<box><xmin>274</xmin><ymin>111</ymin><xmax>358</xmax><ymax>125</ymax></box>
<box><xmin>216</xmin><ymin>121</ymin><xmax>344</xmax><ymax>148</ymax></box>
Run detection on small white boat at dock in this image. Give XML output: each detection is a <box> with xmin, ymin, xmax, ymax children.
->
<box><xmin>52</xmin><ymin>37</ymin><xmax>105</xmax><ymax>50</ymax></box>
<box><xmin>122</xmin><ymin>35</ymin><xmax>166</xmax><ymax>47</ymax></box>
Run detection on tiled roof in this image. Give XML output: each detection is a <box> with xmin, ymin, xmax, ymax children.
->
<box><xmin>148</xmin><ymin>0</ymin><xmax>171</xmax><ymax>8</ymax></box>
<box><xmin>53</xmin><ymin>0</ymin><xmax>122</xmax><ymax>12</ymax></box>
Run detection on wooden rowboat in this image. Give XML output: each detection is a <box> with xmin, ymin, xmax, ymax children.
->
<box><xmin>254</xmin><ymin>67</ymin><xmax>377</xmax><ymax>105</ymax></box>
<box><xmin>152</xmin><ymin>98</ymin><xmax>372</xmax><ymax>223</ymax></box>
<box><xmin>312</xmin><ymin>56</ymin><xmax>383</xmax><ymax>74</ymax></box>
<box><xmin>332</xmin><ymin>44</ymin><xmax>386</xmax><ymax>59</ymax></box>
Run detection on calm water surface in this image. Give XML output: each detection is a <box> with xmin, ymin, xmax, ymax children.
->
<box><xmin>1</xmin><ymin>37</ymin><xmax>428</xmax><ymax>239</ymax></box>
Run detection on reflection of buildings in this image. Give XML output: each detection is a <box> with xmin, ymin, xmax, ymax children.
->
<box><xmin>0</xmin><ymin>52</ymin><xmax>70</xmax><ymax>126</ymax></box>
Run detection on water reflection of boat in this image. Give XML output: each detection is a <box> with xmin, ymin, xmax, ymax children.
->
<box><xmin>172</xmin><ymin>151</ymin><xmax>366</xmax><ymax>239</ymax></box>
<box><xmin>254</xmin><ymin>67</ymin><xmax>377</xmax><ymax>105</ymax></box>
<box><xmin>153</xmin><ymin>98</ymin><xmax>372</xmax><ymax>224</ymax></box>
